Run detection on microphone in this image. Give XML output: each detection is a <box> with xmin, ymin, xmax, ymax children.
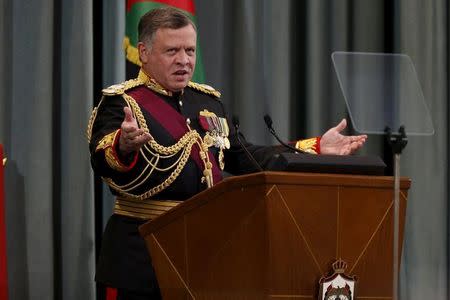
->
<box><xmin>232</xmin><ymin>116</ymin><xmax>264</xmax><ymax>172</ymax></box>
<box><xmin>263</xmin><ymin>114</ymin><xmax>307</xmax><ymax>154</ymax></box>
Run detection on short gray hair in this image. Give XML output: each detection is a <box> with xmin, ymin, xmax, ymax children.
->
<box><xmin>138</xmin><ymin>6</ymin><xmax>196</xmax><ymax>46</ymax></box>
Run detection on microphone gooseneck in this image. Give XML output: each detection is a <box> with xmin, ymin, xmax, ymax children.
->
<box><xmin>263</xmin><ymin>114</ymin><xmax>307</xmax><ymax>154</ymax></box>
<box><xmin>263</xmin><ymin>115</ymin><xmax>273</xmax><ymax>130</ymax></box>
<box><xmin>232</xmin><ymin>116</ymin><xmax>264</xmax><ymax>172</ymax></box>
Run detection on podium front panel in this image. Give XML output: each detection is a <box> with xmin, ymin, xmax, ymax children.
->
<box><xmin>140</xmin><ymin>172</ymin><xmax>410</xmax><ymax>300</ymax></box>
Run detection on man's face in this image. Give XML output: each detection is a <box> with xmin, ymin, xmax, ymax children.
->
<box><xmin>140</xmin><ymin>24</ymin><xmax>197</xmax><ymax>92</ymax></box>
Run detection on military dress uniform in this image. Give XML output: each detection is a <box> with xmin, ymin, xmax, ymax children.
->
<box><xmin>87</xmin><ymin>70</ymin><xmax>320</xmax><ymax>297</ymax></box>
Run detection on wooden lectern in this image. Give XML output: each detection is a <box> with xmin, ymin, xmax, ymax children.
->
<box><xmin>139</xmin><ymin>172</ymin><xmax>410</xmax><ymax>300</ymax></box>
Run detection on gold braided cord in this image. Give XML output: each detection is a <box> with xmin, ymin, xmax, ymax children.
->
<box><xmin>86</xmin><ymin>96</ymin><xmax>106</xmax><ymax>142</ymax></box>
<box><xmin>142</xmin><ymin>144</ymin><xmax>179</xmax><ymax>159</ymax></box>
<box><xmin>124</xmin><ymin>94</ymin><xmax>198</xmax><ymax>155</ymax></box>
<box><xmin>141</xmin><ymin>144</ymin><xmax>181</xmax><ymax>168</ymax></box>
<box><xmin>194</xmin><ymin>139</ymin><xmax>213</xmax><ymax>188</ymax></box>
<box><xmin>139</xmin><ymin>151</ymin><xmax>160</xmax><ymax>170</ymax></box>
<box><xmin>89</xmin><ymin>91</ymin><xmax>202</xmax><ymax>196</ymax></box>
<box><xmin>86</xmin><ymin>107</ymin><xmax>97</xmax><ymax>142</ymax></box>
<box><xmin>99</xmin><ymin>92</ymin><xmax>215</xmax><ymax>198</ymax></box>
<box><xmin>109</xmin><ymin>146</ymin><xmax>179</xmax><ymax>192</ymax></box>
<box><xmin>187</xmin><ymin>122</ymin><xmax>214</xmax><ymax>188</ymax></box>
<box><xmin>141</xmin><ymin>148</ymin><xmax>184</xmax><ymax>172</ymax></box>
<box><xmin>103</xmin><ymin>135</ymin><xmax>198</xmax><ymax>200</ymax></box>
<box><xmin>111</xmin><ymin>157</ymin><xmax>155</xmax><ymax>191</ymax></box>
<box><xmin>119</xmin><ymin>148</ymin><xmax>185</xmax><ymax>193</ymax></box>
<box><xmin>88</xmin><ymin>74</ymin><xmax>226</xmax><ymax>201</ymax></box>
<box><xmin>103</xmin><ymin>94</ymin><xmax>207</xmax><ymax>199</ymax></box>
<box><xmin>115</xmin><ymin>160</ymin><xmax>155</xmax><ymax>192</ymax></box>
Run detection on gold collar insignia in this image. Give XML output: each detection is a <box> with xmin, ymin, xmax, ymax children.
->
<box><xmin>138</xmin><ymin>69</ymin><xmax>221</xmax><ymax>98</ymax></box>
<box><xmin>138</xmin><ymin>69</ymin><xmax>175</xmax><ymax>97</ymax></box>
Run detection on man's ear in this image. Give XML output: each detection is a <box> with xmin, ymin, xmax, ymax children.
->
<box><xmin>138</xmin><ymin>42</ymin><xmax>149</xmax><ymax>64</ymax></box>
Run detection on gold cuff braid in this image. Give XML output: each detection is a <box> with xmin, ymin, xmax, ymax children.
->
<box><xmin>295</xmin><ymin>137</ymin><xmax>320</xmax><ymax>154</ymax></box>
<box><xmin>96</xmin><ymin>130</ymin><xmax>133</xmax><ymax>172</ymax></box>
<box><xmin>95</xmin><ymin>130</ymin><xmax>117</xmax><ymax>152</ymax></box>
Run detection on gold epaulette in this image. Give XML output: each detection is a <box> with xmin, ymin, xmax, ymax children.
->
<box><xmin>102</xmin><ymin>78</ymin><xmax>145</xmax><ymax>96</ymax></box>
<box><xmin>188</xmin><ymin>82</ymin><xmax>221</xmax><ymax>98</ymax></box>
<box><xmin>87</xmin><ymin>78</ymin><xmax>145</xmax><ymax>142</ymax></box>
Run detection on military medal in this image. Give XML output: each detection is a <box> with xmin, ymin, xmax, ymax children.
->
<box><xmin>218</xmin><ymin>150</ymin><xmax>225</xmax><ymax>170</ymax></box>
<box><xmin>199</xmin><ymin>109</ymin><xmax>231</xmax><ymax>170</ymax></box>
<box><xmin>199</xmin><ymin>110</ymin><xmax>230</xmax><ymax>149</ymax></box>
<box><xmin>203</xmin><ymin>133</ymin><xmax>214</xmax><ymax>148</ymax></box>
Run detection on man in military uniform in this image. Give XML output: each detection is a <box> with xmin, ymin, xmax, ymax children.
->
<box><xmin>87</xmin><ymin>7</ymin><xmax>366</xmax><ymax>300</ymax></box>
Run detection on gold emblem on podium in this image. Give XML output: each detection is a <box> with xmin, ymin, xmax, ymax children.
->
<box><xmin>319</xmin><ymin>259</ymin><xmax>357</xmax><ymax>300</ymax></box>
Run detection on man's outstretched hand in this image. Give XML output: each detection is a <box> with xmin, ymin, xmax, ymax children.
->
<box><xmin>118</xmin><ymin>106</ymin><xmax>152</xmax><ymax>155</ymax></box>
<box><xmin>320</xmin><ymin>119</ymin><xmax>367</xmax><ymax>155</ymax></box>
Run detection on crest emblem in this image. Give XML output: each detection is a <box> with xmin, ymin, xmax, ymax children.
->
<box><xmin>319</xmin><ymin>260</ymin><xmax>357</xmax><ymax>300</ymax></box>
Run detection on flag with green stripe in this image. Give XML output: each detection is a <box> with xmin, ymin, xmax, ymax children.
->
<box><xmin>124</xmin><ymin>0</ymin><xmax>205</xmax><ymax>83</ymax></box>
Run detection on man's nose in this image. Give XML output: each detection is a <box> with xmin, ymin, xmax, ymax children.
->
<box><xmin>175</xmin><ymin>50</ymin><xmax>189</xmax><ymax>65</ymax></box>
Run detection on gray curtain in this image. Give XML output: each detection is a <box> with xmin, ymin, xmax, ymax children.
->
<box><xmin>304</xmin><ymin>1</ymin><xmax>448</xmax><ymax>299</ymax></box>
<box><xmin>0</xmin><ymin>0</ymin><xmax>447</xmax><ymax>299</ymax></box>
<box><xmin>196</xmin><ymin>0</ymin><xmax>292</xmax><ymax>145</ymax></box>
<box><xmin>197</xmin><ymin>0</ymin><xmax>449</xmax><ymax>299</ymax></box>
<box><xmin>0</xmin><ymin>0</ymin><xmax>95</xmax><ymax>299</ymax></box>
<box><xmin>101</xmin><ymin>0</ymin><xmax>125</xmax><ymax>232</ymax></box>
<box><xmin>396</xmin><ymin>1</ymin><xmax>448</xmax><ymax>299</ymax></box>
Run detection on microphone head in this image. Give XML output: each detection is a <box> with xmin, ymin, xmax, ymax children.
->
<box><xmin>263</xmin><ymin>114</ymin><xmax>273</xmax><ymax>128</ymax></box>
<box><xmin>232</xmin><ymin>115</ymin><xmax>240</xmax><ymax>128</ymax></box>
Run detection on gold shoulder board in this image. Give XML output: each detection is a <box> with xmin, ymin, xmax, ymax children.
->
<box><xmin>102</xmin><ymin>78</ymin><xmax>145</xmax><ymax>96</ymax></box>
<box><xmin>188</xmin><ymin>82</ymin><xmax>221</xmax><ymax>98</ymax></box>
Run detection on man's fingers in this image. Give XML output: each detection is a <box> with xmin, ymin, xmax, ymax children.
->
<box><xmin>121</xmin><ymin>123</ymin><xmax>138</xmax><ymax>134</ymax></box>
<box><xmin>348</xmin><ymin>139</ymin><xmax>365</xmax><ymax>154</ymax></box>
<box><xmin>334</xmin><ymin>118</ymin><xmax>347</xmax><ymax>133</ymax></box>
<box><xmin>119</xmin><ymin>124</ymin><xmax>149</xmax><ymax>154</ymax></box>
<box><xmin>349</xmin><ymin>135</ymin><xmax>367</xmax><ymax>145</ymax></box>
<box><xmin>124</xmin><ymin>128</ymin><xmax>145</xmax><ymax>139</ymax></box>
<box><xmin>134</xmin><ymin>133</ymin><xmax>152</xmax><ymax>146</ymax></box>
<box><xmin>123</xmin><ymin>106</ymin><xmax>134</xmax><ymax>123</ymax></box>
<box><xmin>121</xmin><ymin>108</ymin><xmax>140</xmax><ymax>134</ymax></box>
<box><xmin>356</xmin><ymin>135</ymin><xmax>367</xmax><ymax>142</ymax></box>
<box><xmin>122</xmin><ymin>131</ymin><xmax>152</xmax><ymax>149</ymax></box>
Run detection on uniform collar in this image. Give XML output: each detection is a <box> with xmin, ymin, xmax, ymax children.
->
<box><xmin>137</xmin><ymin>69</ymin><xmax>184</xmax><ymax>97</ymax></box>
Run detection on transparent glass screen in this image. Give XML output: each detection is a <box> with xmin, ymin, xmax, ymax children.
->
<box><xmin>332</xmin><ymin>52</ymin><xmax>434</xmax><ymax>136</ymax></box>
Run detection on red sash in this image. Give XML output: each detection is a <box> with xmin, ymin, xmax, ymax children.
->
<box><xmin>127</xmin><ymin>87</ymin><xmax>222</xmax><ymax>185</ymax></box>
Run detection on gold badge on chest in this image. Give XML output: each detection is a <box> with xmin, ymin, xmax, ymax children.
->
<box><xmin>199</xmin><ymin>109</ymin><xmax>230</xmax><ymax>170</ymax></box>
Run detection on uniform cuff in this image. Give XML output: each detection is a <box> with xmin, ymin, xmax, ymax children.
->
<box><xmin>96</xmin><ymin>129</ymin><xmax>138</xmax><ymax>172</ymax></box>
<box><xmin>295</xmin><ymin>137</ymin><xmax>321</xmax><ymax>154</ymax></box>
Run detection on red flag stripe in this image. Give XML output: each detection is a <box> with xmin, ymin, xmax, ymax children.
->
<box><xmin>126</xmin><ymin>0</ymin><xmax>196</xmax><ymax>15</ymax></box>
<box><xmin>106</xmin><ymin>287</ymin><xmax>118</xmax><ymax>300</ymax></box>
